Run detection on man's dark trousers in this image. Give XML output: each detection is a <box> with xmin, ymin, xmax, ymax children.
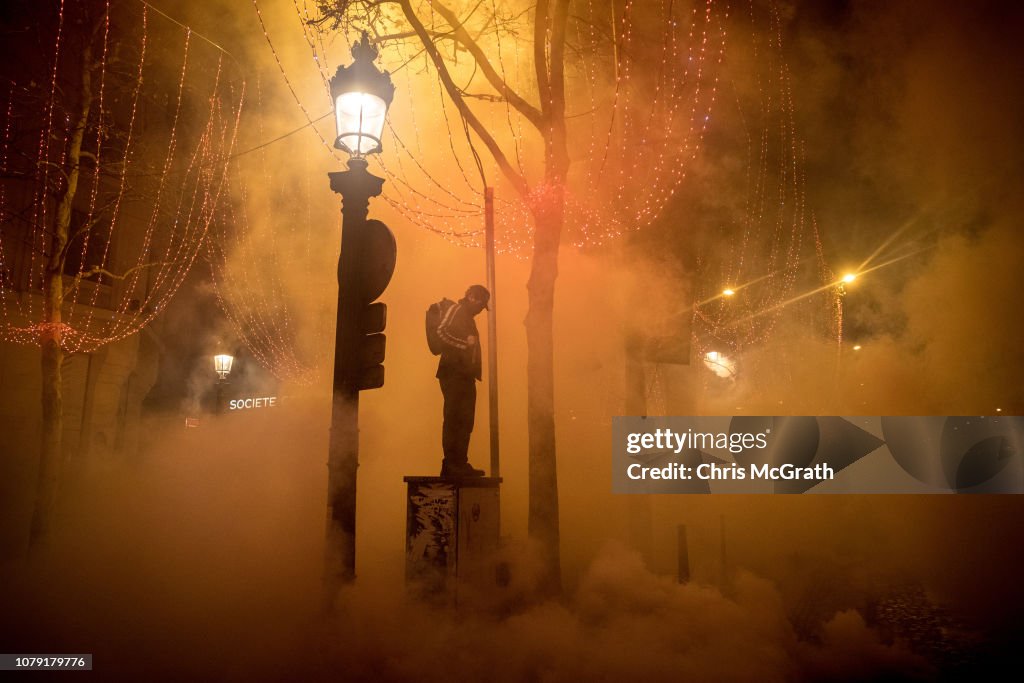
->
<box><xmin>440</xmin><ymin>375</ymin><xmax>476</xmax><ymax>465</ymax></box>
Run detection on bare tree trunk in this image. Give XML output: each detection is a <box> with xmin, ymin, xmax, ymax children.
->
<box><xmin>524</xmin><ymin>0</ymin><xmax>570</xmax><ymax>596</ymax></box>
<box><xmin>29</xmin><ymin>42</ymin><xmax>92</xmax><ymax>546</ymax></box>
<box><xmin>525</xmin><ymin>128</ymin><xmax>568</xmax><ymax>590</ymax></box>
<box><xmin>526</xmin><ymin>196</ymin><xmax>563</xmax><ymax>594</ymax></box>
<box><xmin>32</xmin><ymin>307</ymin><xmax>64</xmax><ymax>545</ymax></box>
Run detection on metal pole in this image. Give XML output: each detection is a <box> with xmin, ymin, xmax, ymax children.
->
<box><xmin>677</xmin><ymin>524</ymin><xmax>690</xmax><ymax>584</ymax></box>
<box><xmin>485</xmin><ymin>187</ymin><xmax>499</xmax><ymax>478</ymax></box>
<box><xmin>324</xmin><ymin>158</ymin><xmax>384</xmax><ymax>602</ymax></box>
<box><xmin>625</xmin><ymin>333</ymin><xmax>654</xmax><ymax>566</ymax></box>
<box><xmin>719</xmin><ymin>514</ymin><xmax>728</xmax><ymax>590</ymax></box>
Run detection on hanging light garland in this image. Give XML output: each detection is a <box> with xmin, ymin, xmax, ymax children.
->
<box><xmin>690</xmin><ymin>0</ymin><xmax>839</xmax><ymax>404</ymax></box>
<box><xmin>0</xmin><ymin>0</ymin><xmax>245</xmax><ymax>353</ymax></box>
<box><xmin>212</xmin><ymin>0</ymin><xmax>838</xmax><ymax>384</ymax></box>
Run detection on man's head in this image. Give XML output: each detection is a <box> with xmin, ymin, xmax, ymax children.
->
<box><xmin>464</xmin><ymin>284</ymin><xmax>490</xmax><ymax>314</ymax></box>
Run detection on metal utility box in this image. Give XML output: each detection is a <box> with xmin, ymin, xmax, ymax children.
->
<box><xmin>403</xmin><ymin>476</ymin><xmax>501</xmax><ymax>599</ymax></box>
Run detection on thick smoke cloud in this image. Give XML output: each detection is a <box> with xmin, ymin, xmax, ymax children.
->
<box><xmin>2</xmin><ymin>1</ymin><xmax>1023</xmax><ymax>680</ymax></box>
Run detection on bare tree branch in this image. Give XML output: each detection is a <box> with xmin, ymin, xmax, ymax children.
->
<box><xmin>546</xmin><ymin>0</ymin><xmax>570</xmax><ymax>175</ymax></box>
<box><xmin>397</xmin><ymin>0</ymin><xmax>528</xmax><ymax>197</ymax></box>
<box><xmin>63</xmin><ymin>260</ymin><xmax>168</xmax><ymax>302</ymax></box>
<box><xmin>373</xmin><ymin>28</ymin><xmax>454</xmax><ymax>42</ymax></box>
<box><xmin>459</xmin><ymin>91</ymin><xmax>504</xmax><ymax>102</ymax></box>
<box><xmin>534</xmin><ymin>0</ymin><xmax>551</xmax><ymax>119</ymax></box>
<box><xmin>37</xmin><ymin>160</ymin><xmax>69</xmax><ymax>185</ymax></box>
<box><xmin>426</xmin><ymin>0</ymin><xmax>544</xmax><ymax>128</ymax></box>
<box><xmin>550</xmin><ymin>0</ymin><xmax>569</xmax><ymax>119</ymax></box>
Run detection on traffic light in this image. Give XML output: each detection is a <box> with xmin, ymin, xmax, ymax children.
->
<box><xmin>337</xmin><ymin>218</ymin><xmax>396</xmax><ymax>392</ymax></box>
<box><xmin>352</xmin><ymin>301</ymin><xmax>386</xmax><ymax>390</ymax></box>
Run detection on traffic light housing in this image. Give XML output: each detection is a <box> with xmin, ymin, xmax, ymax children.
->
<box><xmin>337</xmin><ymin>218</ymin><xmax>396</xmax><ymax>392</ymax></box>
<box><xmin>353</xmin><ymin>302</ymin><xmax>387</xmax><ymax>390</ymax></box>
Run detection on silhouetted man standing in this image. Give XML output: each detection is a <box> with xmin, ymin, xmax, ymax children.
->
<box><xmin>436</xmin><ymin>284</ymin><xmax>489</xmax><ymax>477</ymax></box>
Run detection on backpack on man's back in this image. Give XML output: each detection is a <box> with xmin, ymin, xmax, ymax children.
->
<box><xmin>425</xmin><ymin>298</ymin><xmax>455</xmax><ymax>355</ymax></box>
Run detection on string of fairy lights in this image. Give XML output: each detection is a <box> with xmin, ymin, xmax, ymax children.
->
<box><xmin>0</xmin><ymin>0</ymin><xmax>842</xmax><ymax>400</ymax></box>
<box><xmin>208</xmin><ymin>0</ymin><xmax>731</xmax><ymax>382</ymax></box>
<box><xmin>687</xmin><ymin>0</ymin><xmax>839</xmax><ymax>404</ymax></box>
<box><xmin>0</xmin><ymin>0</ymin><xmax>245</xmax><ymax>354</ymax></box>
<box><xmin>208</xmin><ymin>0</ymin><xmax>839</xmax><ymax>391</ymax></box>
<box><xmin>243</xmin><ymin>0</ymin><xmax>726</xmax><ymax>251</ymax></box>
<box><xmin>205</xmin><ymin>74</ymin><xmax>334</xmax><ymax>385</ymax></box>
<box><xmin>0</xmin><ymin>0</ymin><xmax>843</xmax><ymax>397</ymax></box>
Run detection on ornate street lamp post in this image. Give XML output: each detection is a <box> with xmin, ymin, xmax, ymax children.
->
<box><xmin>325</xmin><ymin>33</ymin><xmax>397</xmax><ymax>596</ymax></box>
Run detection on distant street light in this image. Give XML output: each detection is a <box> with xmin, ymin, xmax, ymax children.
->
<box><xmin>841</xmin><ymin>273</ymin><xmax>857</xmax><ymax>284</ymax></box>
<box><xmin>325</xmin><ymin>32</ymin><xmax>398</xmax><ymax>595</ymax></box>
<box><xmin>213</xmin><ymin>353</ymin><xmax>233</xmax><ymax>414</ymax></box>
<box><xmin>722</xmin><ymin>288</ymin><xmax>735</xmax><ymax>297</ymax></box>
<box><xmin>213</xmin><ymin>353</ymin><xmax>234</xmax><ymax>380</ymax></box>
<box><xmin>703</xmin><ymin>350</ymin><xmax>737</xmax><ymax>379</ymax></box>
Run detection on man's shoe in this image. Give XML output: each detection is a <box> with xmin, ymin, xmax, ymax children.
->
<box><xmin>440</xmin><ymin>461</ymin><xmax>486</xmax><ymax>477</ymax></box>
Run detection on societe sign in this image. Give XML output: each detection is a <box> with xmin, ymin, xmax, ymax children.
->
<box><xmin>227</xmin><ymin>396</ymin><xmax>278</xmax><ymax>410</ymax></box>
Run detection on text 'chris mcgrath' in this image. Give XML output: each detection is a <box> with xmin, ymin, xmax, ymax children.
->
<box><xmin>626</xmin><ymin>461</ymin><xmax>835</xmax><ymax>481</ymax></box>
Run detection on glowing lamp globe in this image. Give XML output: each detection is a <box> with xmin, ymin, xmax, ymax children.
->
<box><xmin>330</xmin><ymin>32</ymin><xmax>395</xmax><ymax>157</ymax></box>
<box><xmin>214</xmin><ymin>353</ymin><xmax>234</xmax><ymax>380</ymax></box>
<box><xmin>703</xmin><ymin>350</ymin><xmax>736</xmax><ymax>379</ymax></box>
